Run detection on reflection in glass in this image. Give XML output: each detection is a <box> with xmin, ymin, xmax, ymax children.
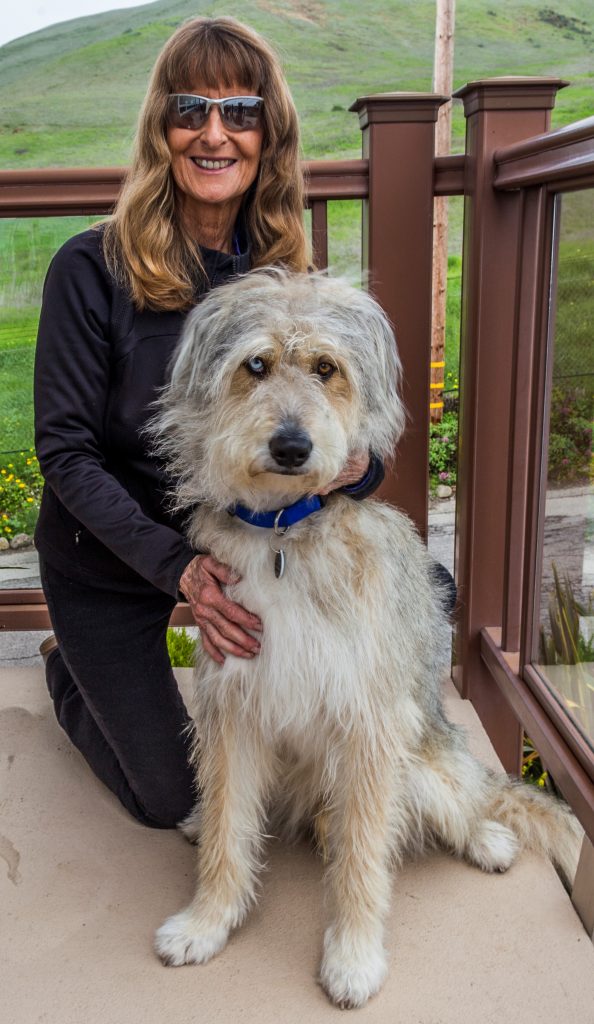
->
<box><xmin>536</xmin><ymin>191</ymin><xmax>594</xmax><ymax>752</ymax></box>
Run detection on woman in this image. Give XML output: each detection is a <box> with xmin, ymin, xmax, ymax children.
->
<box><xmin>34</xmin><ymin>17</ymin><xmax>384</xmax><ymax>829</ymax></box>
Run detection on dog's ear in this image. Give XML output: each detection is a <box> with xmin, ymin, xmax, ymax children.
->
<box><xmin>315</xmin><ymin>279</ymin><xmax>407</xmax><ymax>457</ymax></box>
<box><xmin>168</xmin><ymin>289</ymin><xmax>239</xmax><ymax>403</ymax></box>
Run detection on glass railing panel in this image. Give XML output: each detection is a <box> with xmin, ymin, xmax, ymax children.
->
<box><xmin>428</xmin><ymin>194</ymin><xmax>463</xmax><ymax>591</ymax></box>
<box><xmin>0</xmin><ymin>215</ymin><xmax>96</xmax><ymax>591</ymax></box>
<box><xmin>535</xmin><ymin>189</ymin><xmax>594</xmax><ymax>752</ymax></box>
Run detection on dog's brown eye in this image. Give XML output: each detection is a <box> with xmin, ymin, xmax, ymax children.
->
<box><xmin>316</xmin><ymin>361</ymin><xmax>335</xmax><ymax>379</ymax></box>
<box><xmin>245</xmin><ymin>356</ymin><xmax>267</xmax><ymax>377</ymax></box>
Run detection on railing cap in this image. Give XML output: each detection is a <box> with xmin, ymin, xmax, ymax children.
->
<box><xmin>349</xmin><ymin>92</ymin><xmax>449</xmax><ymax>127</ymax></box>
<box><xmin>454</xmin><ymin>76</ymin><xmax>568</xmax><ymax>116</ymax></box>
<box><xmin>494</xmin><ymin>114</ymin><xmax>594</xmax><ymax>191</ymax></box>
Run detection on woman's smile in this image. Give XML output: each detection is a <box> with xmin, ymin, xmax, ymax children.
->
<box><xmin>190</xmin><ymin>157</ymin><xmax>237</xmax><ymax>171</ymax></box>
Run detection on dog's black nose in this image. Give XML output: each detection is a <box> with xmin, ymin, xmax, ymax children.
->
<box><xmin>269</xmin><ymin>427</ymin><xmax>312</xmax><ymax>469</ymax></box>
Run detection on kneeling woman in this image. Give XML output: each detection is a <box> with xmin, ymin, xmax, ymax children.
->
<box><xmin>35</xmin><ymin>17</ymin><xmax>383</xmax><ymax>828</ymax></box>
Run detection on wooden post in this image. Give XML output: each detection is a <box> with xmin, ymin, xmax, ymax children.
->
<box><xmin>349</xmin><ymin>93</ymin><xmax>448</xmax><ymax>539</ymax></box>
<box><xmin>431</xmin><ymin>0</ymin><xmax>456</xmax><ymax>422</ymax></box>
<box><xmin>452</xmin><ymin>78</ymin><xmax>566</xmax><ymax>772</ymax></box>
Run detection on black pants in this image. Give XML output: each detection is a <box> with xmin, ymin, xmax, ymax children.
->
<box><xmin>40</xmin><ymin>558</ymin><xmax>196</xmax><ymax>828</ymax></box>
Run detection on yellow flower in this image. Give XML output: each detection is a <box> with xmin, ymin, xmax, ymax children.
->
<box><xmin>19</xmin><ymin>483</ymin><xmax>26</xmax><ymax>489</ymax></box>
<box><xmin>27</xmin><ymin>498</ymin><xmax>34</xmax><ymax>503</ymax></box>
<box><xmin>7</xmin><ymin>463</ymin><xmax>13</xmax><ymax>469</ymax></box>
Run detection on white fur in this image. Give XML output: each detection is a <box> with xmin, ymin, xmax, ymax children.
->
<box><xmin>151</xmin><ymin>270</ymin><xmax>582</xmax><ymax>1008</ymax></box>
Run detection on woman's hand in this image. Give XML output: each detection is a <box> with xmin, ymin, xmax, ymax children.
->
<box><xmin>179</xmin><ymin>555</ymin><xmax>262</xmax><ymax>665</ymax></box>
<box><xmin>318</xmin><ymin>450</ymin><xmax>370</xmax><ymax>495</ymax></box>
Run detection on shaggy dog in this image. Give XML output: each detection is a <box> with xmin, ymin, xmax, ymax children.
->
<box><xmin>151</xmin><ymin>270</ymin><xmax>581</xmax><ymax>1008</ymax></box>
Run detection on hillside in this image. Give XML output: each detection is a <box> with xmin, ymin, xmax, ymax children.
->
<box><xmin>0</xmin><ymin>0</ymin><xmax>593</xmax><ymax>168</ymax></box>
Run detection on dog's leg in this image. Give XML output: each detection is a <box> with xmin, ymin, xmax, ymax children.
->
<box><xmin>155</xmin><ymin>703</ymin><xmax>276</xmax><ymax>966</ymax></box>
<box><xmin>319</xmin><ymin>730</ymin><xmax>395</xmax><ymax>1009</ymax></box>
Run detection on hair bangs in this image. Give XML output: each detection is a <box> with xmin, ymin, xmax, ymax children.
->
<box><xmin>173</xmin><ymin>28</ymin><xmax>266</xmax><ymax>95</ymax></box>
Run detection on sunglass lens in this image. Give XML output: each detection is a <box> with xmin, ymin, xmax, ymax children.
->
<box><xmin>221</xmin><ymin>99</ymin><xmax>263</xmax><ymax>131</ymax></box>
<box><xmin>171</xmin><ymin>95</ymin><xmax>209</xmax><ymax>129</ymax></box>
<box><xmin>168</xmin><ymin>96</ymin><xmax>263</xmax><ymax>131</ymax></box>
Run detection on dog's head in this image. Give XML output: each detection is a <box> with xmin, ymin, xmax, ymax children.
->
<box><xmin>153</xmin><ymin>269</ymin><xmax>405</xmax><ymax>512</ymax></box>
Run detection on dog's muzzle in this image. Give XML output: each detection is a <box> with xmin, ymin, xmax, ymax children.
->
<box><xmin>268</xmin><ymin>425</ymin><xmax>312</xmax><ymax>470</ymax></box>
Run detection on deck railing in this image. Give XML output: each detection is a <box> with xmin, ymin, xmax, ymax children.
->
<box><xmin>1</xmin><ymin>78</ymin><xmax>593</xmax><ymax>935</ymax></box>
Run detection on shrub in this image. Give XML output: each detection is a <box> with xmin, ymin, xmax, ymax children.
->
<box><xmin>166</xmin><ymin>627</ymin><xmax>198</xmax><ymax>668</ymax></box>
<box><xmin>522</xmin><ymin>736</ymin><xmax>548</xmax><ymax>788</ymax></box>
<box><xmin>0</xmin><ymin>449</ymin><xmax>43</xmax><ymax>539</ymax></box>
<box><xmin>548</xmin><ymin>384</ymin><xmax>592</xmax><ymax>483</ymax></box>
<box><xmin>429</xmin><ymin>411</ymin><xmax>458</xmax><ymax>491</ymax></box>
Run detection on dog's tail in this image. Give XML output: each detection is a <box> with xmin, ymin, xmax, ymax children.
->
<box><xmin>486</xmin><ymin>773</ymin><xmax>583</xmax><ymax>883</ymax></box>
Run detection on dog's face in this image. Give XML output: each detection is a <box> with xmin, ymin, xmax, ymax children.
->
<box><xmin>154</xmin><ymin>270</ymin><xmax>405</xmax><ymax>512</ymax></box>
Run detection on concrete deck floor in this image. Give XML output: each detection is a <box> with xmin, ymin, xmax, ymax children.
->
<box><xmin>2</xmin><ymin>667</ymin><xmax>594</xmax><ymax>1024</ymax></box>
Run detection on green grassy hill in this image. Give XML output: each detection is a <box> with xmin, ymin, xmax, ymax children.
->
<box><xmin>0</xmin><ymin>0</ymin><xmax>593</xmax><ymax>167</ymax></box>
<box><xmin>0</xmin><ymin>0</ymin><xmax>592</xmax><ymax>497</ymax></box>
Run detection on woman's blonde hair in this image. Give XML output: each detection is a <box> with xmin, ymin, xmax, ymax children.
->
<box><xmin>103</xmin><ymin>17</ymin><xmax>309</xmax><ymax>310</ymax></box>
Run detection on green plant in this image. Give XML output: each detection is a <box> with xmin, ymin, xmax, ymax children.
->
<box><xmin>166</xmin><ymin>627</ymin><xmax>198</xmax><ymax>668</ymax></box>
<box><xmin>548</xmin><ymin>384</ymin><xmax>592</xmax><ymax>484</ymax></box>
<box><xmin>429</xmin><ymin>410</ymin><xmax>458</xmax><ymax>491</ymax></box>
<box><xmin>0</xmin><ymin>449</ymin><xmax>43</xmax><ymax>538</ymax></box>
<box><xmin>539</xmin><ymin>564</ymin><xmax>594</xmax><ymax>665</ymax></box>
<box><xmin>522</xmin><ymin>736</ymin><xmax>548</xmax><ymax>788</ymax></box>
<box><xmin>532</xmin><ymin>563</ymin><xmax>594</xmax><ymax>792</ymax></box>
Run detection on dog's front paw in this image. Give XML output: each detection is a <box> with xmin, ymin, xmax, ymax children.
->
<box><xmin>155</xmin><ymin>908</ymin><xmax>229</xmax><ymax>966</ymax></box>
<box><xmin>320</xmin><ymin>926</ymin><xmax>388</xmax><ymax>1009</ymax></box>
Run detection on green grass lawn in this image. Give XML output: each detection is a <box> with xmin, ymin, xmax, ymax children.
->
<box><xmin>554</xmin><ymin>192</ymin><xmax>594</xmax><ymax>387</ymax></box>
<box><xmin>0</xmin><ymin>216</ymin><xmax>96</xmax><ymax>459</ymax></box>
<box><xmin>1</xmin><ymin>0</ymin><xmax>593</xmax><ymax>506</ymax></box>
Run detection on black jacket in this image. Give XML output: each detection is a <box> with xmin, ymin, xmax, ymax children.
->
<box><xmin>34</xmin><ymin>226</ymin><xmax>384</xmax><ymax>598</ymax></box>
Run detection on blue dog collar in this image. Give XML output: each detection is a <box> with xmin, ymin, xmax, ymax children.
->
<box><xmin>230</xmin><ymin>494</ymin><xmax>324</xmax><ymax>530</ymax></box>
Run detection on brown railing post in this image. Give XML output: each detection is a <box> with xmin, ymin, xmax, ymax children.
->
<box><xmin>452</xmin><ymin>78</ymin><xmax>566</xmax><ymax>772</ymax></box>
<box><xmin>350</xmin><ymin>93</ymin><xmax>447</xmax><ymax>539</ymax></box>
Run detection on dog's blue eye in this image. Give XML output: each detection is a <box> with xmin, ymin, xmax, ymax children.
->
<box><xmin>246</xmin><ymin>356</ymin><xmax>267</xmax><ymax>376</ymax></box>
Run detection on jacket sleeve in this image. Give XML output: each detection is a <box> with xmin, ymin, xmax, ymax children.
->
<box><xmin>339</xmin><ymin>453</ymin><xmax>385</xmax><ymax>500</ymax></box>
<box><xmin>34</xmin><ymin>237</ymin><xmax>196</xmax><ymax>598</ymax></box>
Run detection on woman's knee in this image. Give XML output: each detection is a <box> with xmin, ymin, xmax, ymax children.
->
<box><xmin>131</xmin><ymin>788</ymin><xmax>197</xmax><ymax>830</ymax></box>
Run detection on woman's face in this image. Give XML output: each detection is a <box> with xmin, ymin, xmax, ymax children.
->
<box><xmin>166</xmin><ymin>81</ymin><xmax>264</xmax><ymax>230</ymax></box>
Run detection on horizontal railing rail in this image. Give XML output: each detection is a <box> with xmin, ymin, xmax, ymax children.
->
<box><xmin>494</xmin><ymin>116</ymin><xmax>594</xmax><ymax>191</ymax></box>
<box><xmin>481</xmin><ymin>628</ymin><xmax>594</xmax><ymax>846</ymax></box>
<box><xmin>0</xmin><ymin>590</ymin><xmax>194</xmax><ymax>629</ymax></box>
<box><xmin>433</xmin><ymin>154</ymin><xmax>465</xmax><ymax>196</ymax></box>
<box><xmin>0</xmin><ymin>154</ymin><xmax>466</xmax><ymax>218</ymax></box>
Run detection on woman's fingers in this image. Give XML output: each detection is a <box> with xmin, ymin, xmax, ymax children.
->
<box><xmin>209</xmin><ymin>587</ymin><xmax>262</xmax><ymax>632</ymax></box>
<box><xmin>195</xmin><ymin>602</ymin><xmax>260</xmax><ymax>655</ymax></box>
<box><xmin>180</xmin><ymin>554</ymin><xmax>263</xmax><ymax>664</ymax></box>
<box><xmin>181</xmin><ymin>555</ymin><xmax>262</xmax><ymax>631</ymax></box>
<box><xmin>199</xmin><ymin>630</ymin><xmax>225</xmax><ymax>665</ymax></box>
<box><xmin>204</xmin><ymin>555</ymin><xmax>241</xmax><ymax>586</ymax></box>
<box><xmin>199</xmin><ymin>620</ymin><xmax>257</xmax><ymax>660</ymax></box>
<box><xmin>207</xmin><ymin>562</ymin><xmax>263</xmax><ymax>630</ymax></box>
<box><xmin>318</xmin><ymin>450</ymin><xmax>369</xmax><ymax>495</ymax></box>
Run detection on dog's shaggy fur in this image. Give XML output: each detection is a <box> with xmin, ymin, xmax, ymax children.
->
<box><xmin>151</xmin><ymin>270</ymin><xmax>582</xmax><ymax>1008</ymax></box>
